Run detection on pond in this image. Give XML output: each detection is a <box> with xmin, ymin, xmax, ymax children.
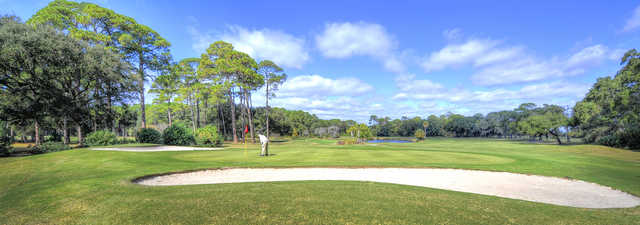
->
<box><xmin>367</xmin><ymin>139</ymin><xmax>412</xmax><ymax>143</ymax></box>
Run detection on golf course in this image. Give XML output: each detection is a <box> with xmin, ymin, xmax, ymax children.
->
<box><xmin>1</xmin><ymin>138</ymin><xmax>639</xmax><ymax>224</ymax></box>
<box><xmin>3</xmin><ymin>0</ymin><xmax>640</xmax><ymax>224</ymax></box>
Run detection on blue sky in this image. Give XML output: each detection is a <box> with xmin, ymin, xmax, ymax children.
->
<box><xmin>3</xmin><ymin>0</ymin><xmax>640</xmax><ymax>121</ymax></box>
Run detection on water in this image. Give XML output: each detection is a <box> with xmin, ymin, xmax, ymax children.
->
<box><xmin>367</xmin><ymin>139</ymin><xmax>411</xmax><ymax>143</ymax></box>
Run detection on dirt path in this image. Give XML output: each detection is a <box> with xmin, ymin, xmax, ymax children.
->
<box><xmin>92</xmin><ymin>146</ymin><xmax>222</xmax><ymax>152</ymax></box>
<box><xmin>135</xmin><ymin>168</ymin><xmax>640</xmax><ymax>208</ymax></box>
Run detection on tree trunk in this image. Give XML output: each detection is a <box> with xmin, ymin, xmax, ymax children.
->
<box><xmin>229</xmin><ymin>90</ymin><xmax>238</xmax><ymax>143</ymax></box>
<box><xmin>196</xmin><ymin>98</ymin><xmax>200</xmax><ymax>128</ymax></box>
<box><xmin>63</xmin><ymin>117</ymin><xmax>69</xmax><ymax>145</ymax></box>
<box><xmin>218</xmin><ymin>103</ymin><xmax>226</xmax><ymax>139</ymax></box>
<box><xmin>266</xmin><ymin>83</ymin><xmax>270</xmax><ymax>140</ymax></box>
<box><xmin>203</xmin><ymin>98</ymin><xmax>208</xmax><ymax>126</ymax></box>
<box><xmin>167</xmin><ymin>100</ymin><xmax>173</xmax><ymax>127</ymax></box>
<box><xmin>550</xmin><ymin>130</ymin><xmax>562</xmax><ymax>145</ymax></box>
<box><xmin>34</xmin><ymin>121</ymin><xmax>40</xmax><ymax>145</ymax></box>
<box><xmin>139</xmin><ymin>56</ymin><xmax>147</xmax><ymax>129</ymax></box>
<box><xmin>244</xmin><ymin>90</ymin><xmax>255</xmax><ymax>143</ymax></box>
<box><xmin>189</xmin><ymin>94</ymin><xmax>196</xmax><ymax>133</ymax></box>
<box><xmin>108</xmin><ymin>83</ymin><xmax>116</xmax><ymax>134</ymax></box>
<box><xmin>77</xmin><ymin>125</ymin><xmax>83</xmax><ymax>146</ymax></box>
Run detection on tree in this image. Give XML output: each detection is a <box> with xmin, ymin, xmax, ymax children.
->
<box><xmin>347</xmin><ymin>123</ymin><xmax>371</xmax><ymax>143</ymax></box>
<box><xmin>518</xmin><ymin>105</ymin><xmax>567</xmax><ymax>144</ymax></box>
<box><xmin>573</xmin><ymin>49</ymin><xmax>640</xmax><ymax>149</ymax></box>
<box><xmin>257</xmin><ymin>60</ymin><xmax>287</xmax><ymax>142</ymax></box>
<box><xmin>119</xmin><ymin>22</ymin><xmax>171</xmax><ymax>128</ymax></box>
<box><xmin>1</xmin><ymin>16</ymin><xmax>131</xmax><ymax>146</ymax></box>
<box><xmin>29</xmin><ymin>0</ymin><xmax>138</xmax><ymax>133</ymax></box>
<box><xmin>201</xmin><ymin>41</ymin><xmax>240</xmax><ymax>143</ymax></box>
<box><xmin>150</xmin><ymin>64</ymin><xmax>180</xmax><ymax>126</ymax></box>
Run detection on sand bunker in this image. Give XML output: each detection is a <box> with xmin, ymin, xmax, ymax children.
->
<box><xmin>92</xmin><ymin>146</ymin><xmax>222</xmax><ymax>152</ymax></box>
<box><xmin>135</xmin><ymin>168</ymin><xmax>640</xmax><ymax>208</ymax></box>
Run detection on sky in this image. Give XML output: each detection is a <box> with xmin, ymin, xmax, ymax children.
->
<box><xmin>3</xmin><ymin>0</ymin><xmax>640</xmax><ymax>122</ymax></box>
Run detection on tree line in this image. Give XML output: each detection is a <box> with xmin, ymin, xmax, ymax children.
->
<box><xmin>367</xmin><ymin>103</ymin><xmax>570</xmax><ymax>144</ymax></box>
<box><xmin>1</xmin><ymin>0</ymin><xmax>637</xmax><ymax>151</ymax></box>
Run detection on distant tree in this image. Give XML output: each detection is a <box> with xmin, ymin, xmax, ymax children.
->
<box><xmin>518</xmin><ymin>105</ymin><xmax>567</xmax><ymax>144</ymax></box>
<box><xmin>257</xmin><ymin>60</ymin><xmax>287</xmax><ymax>142</ymax></box>
<box><xmin>347</xmin><ymin>123</ymin><xmax>372</xmax><ymax>143</ymax></box>
<box><xmin>150</xmin><ymin>64</ymin><xmax>180</xmax><ymax>127</ymax></box>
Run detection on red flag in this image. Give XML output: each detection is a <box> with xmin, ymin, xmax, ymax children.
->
<box><xmin>244</xmin><ymin>125</ymin><xmax>249</xmax><ymax>134</ymax></box>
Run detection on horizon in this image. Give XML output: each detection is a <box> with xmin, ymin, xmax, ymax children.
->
<box><xmin>3</xmin><ymin>0</ymin><xmax>640</xmax><ymax>122</ymax></box>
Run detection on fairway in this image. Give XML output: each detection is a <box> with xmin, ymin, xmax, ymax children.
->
<box><xmin>1</xmin><ymin>138</ymin><xmax>639</xmax><ymax>224</ymax></box>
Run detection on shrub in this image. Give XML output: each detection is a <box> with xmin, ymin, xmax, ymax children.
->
<box><xmin>136</xmin><ymin>128</ymin><xmax>162</xmax><ymax>144</ymax></box>
<box><xmin>46</xmin><ymin>132</ymin><xmax>62</xmax><ymax>142</ymax></box>
<box><xmin>0</xmin><ymin>135</ymin><xmax>11</xmax><ymax>156</ymax></box>
<box><xmin>195</xmin><ymin>125</ymin><xmax>223</xmax><ymax>147</ymax></box>
<box><xmin>616</xmin><ymin>126</ymin><xmax>640</xmax><ymax>149</ymax></box>
<box><xmin>596</xmin><ymin>135</ymin><xmax>620</xmax><ymax>148</ymax></box>
<box><xmin>162</xmin><ymin>124</ymin><xmax>195</xmax><ymax>146</ymax></box>
<box><xmin>30</xmin><ymin>142</ymin><xmax>70</xmax><ymax>154</ymax></box>
<box><xmin>0</xmin><ymin>125</ymin><xmax>11</xmax><ymax>156</ymax></box>
<box><xmin>85</xmin><ymin>130</ymin><xmax>118</xmax><ymax>146</ymax></box>
<box><xmin>415</xmin><ymin>129</ymin><xmax>426</xmax><ymax>141</ymax></box>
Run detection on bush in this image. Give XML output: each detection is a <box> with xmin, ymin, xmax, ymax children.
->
<box><xmin>136</xmin><ymin>128</ymin><xmax>162</xmax><ymax>144</ymax></box>
<box><xmin>85</xmin><ymin>130</ymin><xmax>118</xmax><ymax>146</ymax></box>
<box><xmin>46</xmin><ymin>132</ymin><xmax>62</xmax><ymax>142</ymax></box>
<box><xmin>0</xmin><ymin>125</ymin><xmax>11</xmax><ymax>156</ymax></box>
<box><xmin>415</xmin><ymin>129</ymin><xmax>426</xmax><ymax>141</ymax></box>
<box><xmin>616</xmin><ymin>126</ymin><xmax>640</xmax><ymax>149</ymax></box>
<box><xmin>0</xmin><ymin>135</ymin><xmax>12</xmax><ymax>156</ymax></box>
<box><xmin>162</xmin><ymin>124</ymin><xmax>195</xmax><ymax>146</ymax></box>
<box><xmin>596</xmin><ymin>135</ymin><xmax>621</xmax><ymax>148</ymax></box>
<box><xmin>195</xmin><ymin>125</ymin><xmax>223</xmax><ymax>147</ymax></box>
<box><xmin>30</xmin><ymin>142</ymin><xmax>70</xmax><ymax>154</ymax></box>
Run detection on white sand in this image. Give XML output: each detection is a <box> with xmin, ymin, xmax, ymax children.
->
<box><xmin>135</xmin><ymin>168</ymin><xmax>640</xmax><ymax>208</ymax></box>
<box><xmin>92</xmin><ymin>146</ymin><xmax>222</xmax><ymax>152</ymax></box>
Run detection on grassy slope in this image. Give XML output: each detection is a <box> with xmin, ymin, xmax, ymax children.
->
<box><xmin>1</xmin><ymin>138</ymin><xmax>639</xmax><ymax>224</ymax></box>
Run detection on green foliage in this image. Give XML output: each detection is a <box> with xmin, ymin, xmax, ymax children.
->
<box><xmin>573</xmin><ymin>49</ymin><xmax>640</xmax><ymax>149</ymax></box>
<box><xmin>136</xmin><ymin>128</ymin><xmax>162</xmax><ymax>144</ymax></box>
<box><xmin>30</xmin><ymin>142</ymin><xmax>70</xmax><ymax>154</ymax></box>
<box><xmin>347</xmin><ymin>123</ymin><xmax>372</xmax><ymax>143</ymax></box>
<box><xmin>0</xmin><ymin>125</ymin><xmax>11</xmax><ymax>156</ymax></box>
<box><xmin>162</xmin><ymin>124</ymin><xmax>195</xmax><ymax>146</ymax></box>
<box><xmin>595</xmin><ymin>126</ymin><xmax>640</xmax><ymax>149</ymax></box>
<box><xmin>46</xmin><ymin>132</ymin><xmax>62</xmax><ymax>142</ymax></box>
<box><xmin>195</xmin><ymin>125</ymin><xmax>223</xmax><ymax>147</ymax></box>
<box><xmin>85</xmin><ymin>130</ymin><xmax>118</xmax><ymax>146</ymax></box>
<box><xmin>415</xmin><ymin>129</ymin><xmax>425</xmax><ymax>140</ymax></box>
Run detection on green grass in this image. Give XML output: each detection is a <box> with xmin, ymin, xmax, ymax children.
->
<box><xmin>1</xmin><ymin>138</ymin><xmax>639</xmax><ymax>224</ymax></box>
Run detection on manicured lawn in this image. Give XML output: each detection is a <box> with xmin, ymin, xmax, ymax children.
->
<box><xmin>1</xmin><ymin>138</ymin><xmax>639</xmax><ymax>224</ymax></box>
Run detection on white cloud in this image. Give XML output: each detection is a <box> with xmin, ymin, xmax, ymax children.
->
<box><xmin>278</xmin><ymin>75</ymin><xmax>373</xmax><ymax>98</ymax></box>
<box><xmin>442</xmin><ymin>28</ymin><xmax>462</xmax><ymax>40</ymax></box>
<box><xmin>422</xmin><ymin>31</ymin><xmax>621</xmax><ymax>86</ymax></box>
<box><xmin>220</xmin><ymin>26</ymin><xmax>309</xmax><ymax>69</ymax></box>
<box><xmin>421</xmin><ymin>39</ymin><xmax>500</xmax><ymax>71</ymax></box>
<box><xmin>565</xmin><ymin>44</ymin><xmax>608</xmax><ymax>68</ymax></box>
<box><xmin>623</xmin><ymin>5</ymin><xmax>640</xmax><ymax>32</ymax></box>
<box><xmin>187</xmin><ymin>24</ymin><xmax>309</xmax><ymax>69</ymax></box>
<box><xmin>394</xmin><ymin>73</ymin><xmax>589</xmax><ymax>104</ymax></box>
<box><xmin>315</xmin><ymin>22</ymin><xmax>405</xmax><ymax>73</ymax></box>
<box><xmin>316</xmin><ymin>22</ymin><xmax>394</xmax><ymax>58</ymax></box>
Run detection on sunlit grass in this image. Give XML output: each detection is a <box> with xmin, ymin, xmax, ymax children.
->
<box><xmin>1</xmin><ymin>138</ymin><xmax>639</xmax><ymax>224</ymax></box>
